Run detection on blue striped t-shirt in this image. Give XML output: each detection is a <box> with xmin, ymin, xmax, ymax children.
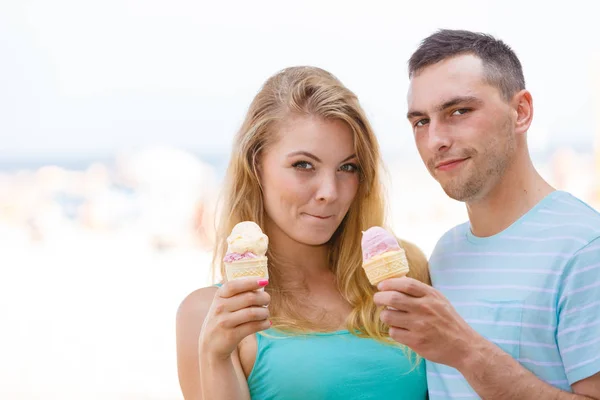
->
<box><xmin>427</xmin><ymin>190</ymin><xmax>600</xmax><ymax>399</ymax></box>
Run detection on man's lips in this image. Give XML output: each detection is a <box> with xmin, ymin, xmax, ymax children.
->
<box><xmin>435</xmin><ymin>158</ymin><xmax>468</xmax><ymax>171</ymax></box>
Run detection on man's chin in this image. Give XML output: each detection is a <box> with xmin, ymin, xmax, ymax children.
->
<box><xmin>440</xmin><ymin>184</ymin><xmax>470</xmax><ymax>202</ymax></box>
<box><xmin>442</xmin><ymin>182</ymin><xmax>486</xmax><ymax>203</ymax></box>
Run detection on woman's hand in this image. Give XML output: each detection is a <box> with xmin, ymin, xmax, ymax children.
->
<box><xmin>199</xmin><ymin>278</ymin><xmax>271</xmax><ymax>361</ymax></box>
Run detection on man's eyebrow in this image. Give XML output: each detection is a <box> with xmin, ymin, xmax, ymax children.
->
<box><xmin>407</xmin><ymin>110</ymin><xmax>426</xmax><ymax>120</ymax></box>
<box><xmin>407</xmin><ymin>96</ymin><xmax>483</xmax><ymax>120</ymax></box>
<box><xmin>436</xmin><ymin>96</ymin><xmax>482</xmax><ymax>112</ymax></box>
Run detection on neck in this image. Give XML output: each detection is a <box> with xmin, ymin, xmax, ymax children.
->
<box><xmin>263</xmin><ymin>219</ymin><xmax>352</xmax><ymax>330</ymax></box>
<box><xmin>264</xmin><ymin>219</ymin><xmax>333</xmax><ymax>284</ymax></box>
<box><xmin>466</xmin><ymin>151</ymin><xmax>554</xmax><ymax>237</ymax></box>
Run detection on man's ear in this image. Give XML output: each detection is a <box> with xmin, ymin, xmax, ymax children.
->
<box><xmin>512</xmin><ymin>89</ymin><xmax>534</xmax><ymax>135</ymax></box>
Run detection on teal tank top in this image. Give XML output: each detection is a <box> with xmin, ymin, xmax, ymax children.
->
<box><xmin>247</xmin><ymin>329</ymin><xmax>427</xmax><ymax>399</ymax></box>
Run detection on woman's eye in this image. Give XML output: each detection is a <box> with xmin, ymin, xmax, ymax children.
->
<box><xmin>340</xmin><ymin>163</ymin><xmax>359</xmax><ymax>173</ymax></box>
<box><xmin>292</xmin><ymin>161</ymin><xmax>313</xmax><ymax>170</ymax></box>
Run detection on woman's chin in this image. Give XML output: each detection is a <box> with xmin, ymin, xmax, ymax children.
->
<box><xmin>292</xmin><ymin>231</ymin><xmax>335</xmax><ymax>247</ymax></box>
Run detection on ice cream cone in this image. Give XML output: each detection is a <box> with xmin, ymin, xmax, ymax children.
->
<box><xmin>225</xmin><ymin>256</ymin><xmax>269</xmax><ymax>281</ymax></box>
<box><xmin>362</xmin><ymin>250</ymin><xmax>409</xmax><ymax>286</ymax></box>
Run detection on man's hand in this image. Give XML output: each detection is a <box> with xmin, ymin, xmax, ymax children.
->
<box><xmin>374</xmin><ymin>277</ymin><xmax>600</xmax><ymax>399</ymax></box>
<box><xmin>374</xmin><ymin>276</ymin><xmax>482</xmax><ymax>368</ymax></box>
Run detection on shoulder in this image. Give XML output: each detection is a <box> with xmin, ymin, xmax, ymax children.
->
<box><xmin>437</xmin><ymin>222</ymin><xmax>469</xmax><ymax>246</ymax></box>
<box><xmin>555</xmin><ymin>192</ymin><xmax>600</xmax><ymax>216</ymax></box>
<box><xmin>175</xmin><ymin>286</ymin><xmax>219</xmax><ymax>369</ymax></box>
<box><xmin>176</xmin><ymin>286</ymin><xmax>220</xmax><ymax>352</ymax></box>
<box><xmin>532</xmin><ymin>192</ymin><xmax>600</xmax><ymax>249</ymax></box>
<box><xmin>427</xmin><ymin>222</ymin><xmax>469</xmax><ymax>257</ymax></box>
<box><xmin>177</xmin><ymin>286</ymin><xmax>219</xmax><ymax>328</ymax></box>
<box><xmin>549</xmin><ymin>192</ymin><xmax>600</xmax><ymax>230</ymax></box>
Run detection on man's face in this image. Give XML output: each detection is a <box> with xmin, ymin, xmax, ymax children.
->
<box><xmin>407</xmin><ymin>54</ymin><xmax>517</xmax><ymax>202</ymax></box>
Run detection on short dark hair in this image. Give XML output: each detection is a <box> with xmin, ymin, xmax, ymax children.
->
<box><xmin>408</xmin><ymin>29</ymin><xmax>525</xmax><ymax>101</ymax></box>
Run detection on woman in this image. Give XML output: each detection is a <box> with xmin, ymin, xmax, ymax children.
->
<box><xmin>176</xmin><ymin>66</ymin><xmax>430</xmax><ymax>399</ymax></box>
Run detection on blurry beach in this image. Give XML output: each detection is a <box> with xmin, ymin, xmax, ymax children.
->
<box><xmin>0</xmin><ymin>147</ymin><xmax>219</xmax><ymax>399</ymax></box>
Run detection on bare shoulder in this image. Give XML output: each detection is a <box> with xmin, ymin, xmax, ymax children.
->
<box><xmin>177</xmin><ymin>286</ymin><xmax>219</xmax><ymax>324</ymax></box>
<box><xmin>176</xmin><ymin>286</ymin><xmax>219</xmax><ymax>353</ymax></box>
<box><xmin>399</xmin><ymin>239</ymin><xmax>431</xmax><ymax>286</ymax></box>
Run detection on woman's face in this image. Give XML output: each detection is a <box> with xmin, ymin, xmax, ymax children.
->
<box><xmin>259</xmin><ymin>115</ymin><xmax>360</xmax><ymax>247</ymax></box>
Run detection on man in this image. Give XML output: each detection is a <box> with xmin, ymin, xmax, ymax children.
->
<box><xmin>374</xmin><ymin>29</ymin><xmax>600</xmax><ymax>399</ymax></box>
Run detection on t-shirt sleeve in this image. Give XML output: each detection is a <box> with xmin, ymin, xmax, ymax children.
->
<box><xmin>556</xmin><ymin>236</ymin><xmax>600</xmax><ymax>385</ymax></box>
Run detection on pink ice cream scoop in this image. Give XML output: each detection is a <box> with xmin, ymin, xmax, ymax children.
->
<box><xmin>361</xmin><ymin>226</ymin><xmax>401</xmax><ymax>261</ymax></box>
<box><xmin>223</xmin><ymin>251</ymin><xmax>258</xmax><ymax>263</ymax></box>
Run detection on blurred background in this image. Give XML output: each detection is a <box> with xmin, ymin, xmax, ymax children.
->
<box><xmin>1</xmin><ymin>0</ymin><xmax>599</xmax><ymax>398</ymax></box>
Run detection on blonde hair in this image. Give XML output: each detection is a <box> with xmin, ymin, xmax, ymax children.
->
<box><xmin>213</xmin><ymin>66</ymin><xmax>430</xmax><ymax>342</ymax></box>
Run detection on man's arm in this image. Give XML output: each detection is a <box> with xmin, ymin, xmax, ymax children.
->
<box><xmin>374</xmin><ymin>275</ymin><xmax>600</xmax><ymax>399</ymax></box>
<box><xmin>456</xmin><ymin>332</ymin><xmax>600</xmax><ymax>399</ymax></box>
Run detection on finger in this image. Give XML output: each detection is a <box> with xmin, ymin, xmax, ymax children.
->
<box><xmin>223</xmin><ymin>306</ymin><xmax>270</xmax><ymax>328</ymax></box>
<box><xmin>218</xmin><ymin>290</ymin><xmax>270</xmax><ymax>313</ymax></box>
<box><xmin>218</xmin><ymin>278</ymin><xmax>269</xmax><ymax>298</ymax></box>
<box><xmin>388</xmin><ymin>326</ymin><xmax>412</xmax><ymax>346</ymax></box>
<box><xmin>379</xmin><ymin>308</ymin><xmax>412</xmax><ymax>329</ymax></box>
<box><xmin>374</xmin><ymin>290</ymin><xmax>417</xmax><ymax>311</ymax></box>
<box><xmin>377</xmin><ymin>277</ymin><xmax>429</xmax><ymax>298</ymax></box>
<box><xmin>231</xmin><ymin>319</ymin><xmax>272</xmax><ymax>342</ymax></box>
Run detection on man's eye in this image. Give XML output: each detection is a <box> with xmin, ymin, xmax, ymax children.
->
<box><xmin>415</xmin><ymin>119</ymin><xmax>429</xmax><ymax>127</ymax></box>
<box><xmin>452</xmin><ymin>108</ymin><xmax>470</xmax><ymax>116</ymax></box>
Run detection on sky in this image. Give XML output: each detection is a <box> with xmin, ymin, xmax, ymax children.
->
<box><xmin>1</xmin><ymin>0</ymin><xmax>599</xmax><ymax>159</ymax></box>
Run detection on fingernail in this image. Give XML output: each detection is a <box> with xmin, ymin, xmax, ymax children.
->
<box><xmin>258</xmin><ymin>279</ymin><xmax>269</xmax><ymax>287</ymax></box>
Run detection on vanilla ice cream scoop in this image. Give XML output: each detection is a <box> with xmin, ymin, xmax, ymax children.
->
<box><xmin>226</xmin><ymin>221</ymin><xmax>268</xmax><ymax>256</ymax></box>
<box><xmin>224</xmin><ymin>221</ymin><xmax>269</xmax><ymax>285</ymax></box>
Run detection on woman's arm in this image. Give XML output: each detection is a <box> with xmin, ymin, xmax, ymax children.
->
<box><xmin>176</xmin><ymin>287</ymin><xmax>249</xmax><ymax>400</ymax></box>
<box><xmin>176</xmin><ymin>281</ymin><xmax>268</xmax><ymax>400</ymax></box>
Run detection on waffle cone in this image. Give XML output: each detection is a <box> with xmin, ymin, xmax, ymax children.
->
<box><xmin>225</xmin><ymin>256</ymin><xmax>269</xmax><ymax>281</ymax></box>
<box><xmin>362</xmin><ymin>250</ymin><xmax>409</xmax><ymax>285</ymax></box>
